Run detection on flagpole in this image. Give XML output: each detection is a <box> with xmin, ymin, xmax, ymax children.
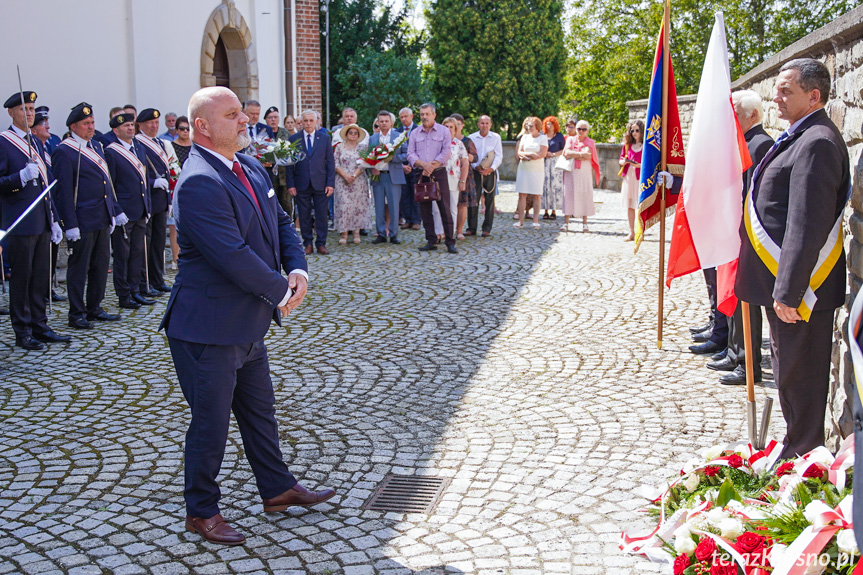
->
<box><xmin>657</xmin><ymin>0</ymin><xmax>670</xmax><ymax>350</ymax></box>
<box><xmin>741</xmin><ymin>301</ymin><xmax>758</xmax><ymax>446</ymax></box>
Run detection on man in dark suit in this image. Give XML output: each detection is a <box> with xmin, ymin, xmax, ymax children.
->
<box><xmin>397</xmin><ymin>107</ymin><xmax>421</xmax><ymax>230</ymax></box>
<box><xmin>53</xmin><ymin>103</ymin><xmax>128</xmax><ymax>330</ymax></box>
<box><xmin>160</xmin><ymin>87</ymin><xmax>334</xmax><ymax>546</ymax></box>
<box><xmin>135</xmin><ymin>108</ymin><xmax>172</xmax><ymax>296</ymax></box>
<box><xmin>103</xmin><ymin>112</ymin><xmax>154</xmax><ymax>310</ymax></box>
<box><xmin>286</xmin><ymin>110</ymin><xmax>335</xmax><ymax>255</ymax></box>
<box><xmin>708</xmin><ymin>90</ymin><xmax>775</xmax><ymax>385</ymax></box>
<box><xmin>735</xmin><ymin>58</ymin><xmax>850</xmax><ymax>460</ymax></box>
<box><xmin>243</xmin><ymin>100</ymin><xmax>274</xmax><ymax>141</ymax></box>
<box><xmin>0</xmin><ymin>91</ymin><xmax>69</xmax><ymax>349</ymax></box>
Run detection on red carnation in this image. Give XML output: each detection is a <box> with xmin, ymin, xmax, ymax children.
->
<box><xmin>673</xmin><ymin>553</ymin><xmax>691</xmax><ymax>575</ymax></box>
<box><xmin>803</xmin><ymin>464</ymin><xmax>823</xmax><ymax>479</ymax></box>
<box><xmin>704</xmin><ymin>466</ymin><xmax>721</xmax><ymax>477</ymax></box>
<box><xmin>734</xmin><ymin>531</ymin><xmax>765</xmax><ymax>556</ymax></box>
<box><xmin>775</xmin><ymin>462</ymin><xmax>794</xmax><ymax>477</ymax></box>
<box><xmin>695</xmin><ymin>537</ymin><xmax>718</xmax><ymax>563</ymax></box>
<box><xmin>727</xmin><ymin>454</ymin><xmax>744</xmax><ymax>468</ymax></box>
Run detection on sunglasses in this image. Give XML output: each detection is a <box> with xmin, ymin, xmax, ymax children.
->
<box><xmin>177</xmin><ymin>126</ymin><xmax>190</xmax><ymax>131</ymax></box>
<box><xmin>630</xmin><ymin>128</ymin><xmax>641</xmax><ymax>133</ymax></box>
<box><xmin>577</xmin><ymin>127</ymin><xmax>587</xmax><ymax>132</ymax></box>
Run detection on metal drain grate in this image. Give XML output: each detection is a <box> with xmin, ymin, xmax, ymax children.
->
<box><xmin>363</xmin><ymin>474</ymin><xmax>449</xmax><ymax>513</ymax></box>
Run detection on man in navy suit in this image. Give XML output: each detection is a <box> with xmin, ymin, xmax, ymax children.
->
<box><xmin>243</xmin><ymin>100</ymin><xmax>274</xmax><ymax>141</ymax></box>
<box><xmin>103</xmin><ymin>112</ymin><xmax>154</xmax><ymax>310</ymax></box>
<box><xmin>286</xmin><ymin>110</ymin><xmax>335</xmax><ymax>255</ymax></box>
<box><xmin>0</xmin><ymin>91</ymin><xmax>68</xmax><ymax>349</ymax></box>
<box><xmin>367</xmin><ymin>110</ymin><xmax>405</xmax><ymax>244</ymax></box>
<box><xmin>160</xmin><ymin>87</ymin><xmax>335</xmax><ymax>546</ymax></box>
<box><xmin>397</xmin><ymin>107</ymin><xmax>421</xmax><ymax>230</ymax></box>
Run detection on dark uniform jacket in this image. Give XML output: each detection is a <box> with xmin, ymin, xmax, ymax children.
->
<box><xmin>135</xmin><ymin>134</ymin><xmax>171</xmax><ymax>214</ymax></box>
<box><xmin>102</xmin><ymin>133</ymin><xmax>151</xmax><ymax>222</ymax></box>
<box><xmin>735</xmin><ymin>108</ymin><xmax>850</xmax><ymax>311</ymax></box>
<box><xmin>52</xmin><ymin>137</ymin><xmax>122</xmax><ymax>233</ymax></box>
<box><xmin>742</xmin><ymin>125</ymin><xmax>773</xmax><ymax>196</ymax></box>
<box><xmin>0</xmin><ymin>127</ymin><xmax>56</xmax><ymax>235</ymax></box>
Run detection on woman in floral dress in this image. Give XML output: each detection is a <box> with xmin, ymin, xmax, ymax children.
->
<box><xmin>432</xmin><ymin>117</ymin><xmax>468</xmax><ymax>240</ymax></box>
<box><xmin>333</xmin><ymin>124</ymin><xmax>372</xmax><ymax>244</ymax></box>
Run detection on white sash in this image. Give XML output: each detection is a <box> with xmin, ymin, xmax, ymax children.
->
<box><xmin>0</xmin><ymin>130</ymin><xmax>49</xmax><ymax>185</ymax></box>
<box><xmin>107</xmin><ymin>142</ymin><xmax>147</xmax><ymax>181</ymax></box>
<box><xmin>60</xmin><ymin>138</ymin><xmax>111</xmax><ymax>179</ymax></box>
<box><xmin>135</xmin><ymin>134</ymin><xmax>169</xmax><ymax>171</ymax></box>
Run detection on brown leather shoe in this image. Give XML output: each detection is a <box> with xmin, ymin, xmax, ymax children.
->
<box><xmin>304</xmin><ymin>245</ymin><xmax>313</xmax><ymax>255</ymax></box>
<box><xmin>317</xmin><ymin>245</ymin><xmax>330</xmax><ymax>255</ymax></box>
<box><xmin>185</xmin><ymin>514</ymin><xmax>245</xmax><ymax>546</ymax></box>
<box><xmin>262</xmin><ymin>483</ymin><xmax>336</xmax><ymax>512</ymax></box>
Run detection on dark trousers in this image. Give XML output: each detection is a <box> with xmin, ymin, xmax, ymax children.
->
<box><xmin>467</xmin><ymin>172</ymin><xmax>496</xmax><ymax>234</ymax></box>
<box><xmin>400</xmin><ymin>169</ymin><xmax>421</xmax><ymax>224</ymax></box>
<box><xmin>418</xmin><ymin>169</ymin><xmax>455</xmax><ymax>247</ymax></box>
<box><xmin>7</xmin><ymin>232</ymin><xmax>51</xmax><ymax>338</ymax></box>
<box><xmin>296</xmin><ymin>188</ymin><xmax>329</xmax><ymax>247</ymax></box>
<box><xmin>50</xmin><ymin>240</ymin><xmax>59</xmax><ymax>286</ymax></box>
<box><xmin>145</xmin><ymin>211</ymin><xmax>168</xmax><ymax>290</ymax></box>
<box><xmin>111</xmin><ymin>218</ymin><xmax>147</xmax><ymax>299</ymax></box>
<box><xmin>168</xmin><ymin>337</ymin><xmax>297</xmax><ymax>517</ymax></box>
<box><xmin>702</xmin><ymin>267</ymin><xmax>728</xmax><ymax>345</ymax></box>
<box><xmin>67</xmin><ymin>228</ymin><xmax>110</xmax><ymax>320</ymax></box>
<box><xmin>727</xmin><ymin>300</ymin><xmax>763</xmax><ymax>371</ymax></box>
<box><xmin>372</xmin><ymin>172</ymin><xmax>401</xmax><ymax>239</ymax></box>
<box><xmin>765</xmin><ymin>308</ymin><xmax>834</xmax><ymax>460</ymax></box>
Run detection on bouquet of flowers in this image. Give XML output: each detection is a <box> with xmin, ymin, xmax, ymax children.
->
<box><xmin>356</xmin><ymin>131</ymin><xmax>409</xmax><ymax>181</ymax></box>
<box><xmin>249</xmin><ymin>133</ymin><xmax>306</xmax><ymax>174</ymax></box>
<box><xmin>167</xmin><ymin>157</ymin><xmax>181</xmax><ymax>192</ymax></box>
<box><xmin>621</xmin><ymin>437</ymin><xmax>859</xmax><ymax>574</ymax></box>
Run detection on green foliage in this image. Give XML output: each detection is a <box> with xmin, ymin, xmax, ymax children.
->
<box><xmin>565</xmin><ymin>0</ymin><xmax>861</xmax><ymax>142</ymax></box>
<box><xmin>335</xmin><ymin>48</ymin><xmax>432</xmax><ymax>130</ymax></box>
<box><xmin>321</xmin><ymin>0</ymin><xmax>424</xmax><ymax>127</ymax></box>
<box><xmin>716</xmin><ymin>478</ymin><xmax>742</xmax><ymax>507</ymax></box>
<box><xmin>426</xmin><ymin>0</ymin><xmax>567</xmax><ymax>139</ymax></box>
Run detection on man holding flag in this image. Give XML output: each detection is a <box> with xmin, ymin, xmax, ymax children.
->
<box><xmin>736</xmin><ymin>59</ymin><xmax>849</xmax><ymax>460</ymax></box>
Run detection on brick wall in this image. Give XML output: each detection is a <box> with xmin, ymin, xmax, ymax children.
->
<box><xmin>294</xmin><ymin>0</ymin><xmax>322</xmax><ymax>114</ymax></box>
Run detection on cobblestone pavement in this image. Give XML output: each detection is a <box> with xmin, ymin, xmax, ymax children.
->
<box><xmin>0</xmin><ymin>185</ymin><xmax>783</xmax><ymax>575</ymax></box>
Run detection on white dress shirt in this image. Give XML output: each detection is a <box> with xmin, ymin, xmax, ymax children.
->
<box><xmin>468</xmin><ymin>130</ymin><xmax>503</xmax><ymax>172</ymax></box>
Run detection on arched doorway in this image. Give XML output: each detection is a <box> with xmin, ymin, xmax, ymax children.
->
<box><xmin>200</xmin><ymin>1</ymin><xmax>259</xmax><ymax>102</ymax></box>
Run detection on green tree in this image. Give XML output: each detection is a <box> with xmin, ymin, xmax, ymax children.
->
<box><xmin>426</xmin><ymin>0</ymin><xmax>567</xmax><ymax>139</ymax></box>
<box><xmin>565</xmin><ymin>0</ymin><xmax>860</xmax><ymax>142</ymax></box>
<box><xmin>321</xmin><ymin>0</ymin><xmax>423</xmax><ymax>127</ymax></box>
<box><xmin>335</xmin><ymin>48</ymin><xmax>432</xmax><ymax>129</ymax></box>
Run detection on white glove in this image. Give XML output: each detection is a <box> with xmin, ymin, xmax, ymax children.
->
<box><xmin>19</xmin><ymin>163</ymin><xmax>39</xmax><ymax>185</ymax></box>
<box><xmin>65</xmin><ymin>227</ymin><xmax>81</xmax><ymax>242</ymax></box>
<box><xmin>658</xmin><ymin>171</ymin><xmax>674</xmax><ymax>189</ymax></box>
<box><xmin>115</xmin><ymin>212</ymin><xmax>129</xmax><ymax>227</ymax></box>
<box><xmin>146</xmin><ymin>213</ymin><xmax>151</xmax><ymax>223</ymax></box>
<box><xmin>51</xmin><ymin>222</ymin><xmax>62</xmax><ymax>245</ymax></box>
<box><xmin>154</xmin><ymin>177</ymin><xmax>169</xmax><ymax>190</ymax></box>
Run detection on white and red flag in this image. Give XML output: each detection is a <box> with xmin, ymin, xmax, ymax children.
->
<box><xmin>665</xmin><ymin>12</ymin><xmax>752</xmax><ymax>315</ymax></box>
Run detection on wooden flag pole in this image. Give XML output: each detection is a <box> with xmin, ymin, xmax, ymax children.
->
<box><xmin>657</xmin><ymin>0</ymin><xmax>671</xmax><ymax>350</ymax></box>
<box><xmin>742</xmin><ymin>301</ymin><xmax>758</xmax><ymax>446</ymax></box>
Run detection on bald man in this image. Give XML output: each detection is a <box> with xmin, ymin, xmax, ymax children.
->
<box><xmin>160</xmin><ymin>87</ymin><xmax>335</xmax><ymax>546</ymax></box>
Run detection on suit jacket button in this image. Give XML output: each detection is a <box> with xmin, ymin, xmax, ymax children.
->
<box><xmin>856</xmin><ymin>417</ymin><xmax>863</xmax><ymax>431</ymax></box>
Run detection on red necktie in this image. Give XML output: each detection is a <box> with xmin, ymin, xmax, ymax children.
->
<box><xmin>231</xmin><ymin>160</ymin><xmax>261</xmax><ymax>212</ymax></box>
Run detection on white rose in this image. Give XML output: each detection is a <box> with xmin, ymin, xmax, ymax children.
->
<box><xmin>673</xmin><ymin>524</ymin><xmax>692</xmax><ymax>539</ymax></box>
<box><xmin>718</xmin><ymin>518</ymin><xmax>744</xmax><ymax>539</ymax></box>
<box><xmin>704</xmin><ymin>488</ymin><xmax>719</xmax><ymax>502</ymax></box>
<box><xmin>803</xmin><ymin>562</ymin><xmax>826</xmax><ymax>575</ymax></box>
<box><xmin>705</xmin><ymin>508</ymin><xmax>729</xmax><ymax>525</ymax></box>
<box><xmin>675</xmin><ymin>533</ymin><xmax>697</xmax><ymax>555</ymax></box>
<box><xmin>837</xmin><ymin>529</ymin><xmax>859</xmax><ymax>556</ymax></box>
<box><xmin>769</xmin><ymin>542</ymin><xmax>787</xmax><ymax>566</ymax></box>
<box><xmin>803</xmin><ymin>500</ymin><xmax>832</xmax><ymax>525</ymax></box>
<box><xmin>703</xmin><ymin>444</ymin><xmax>726</xmax><ymax>461</ymax></box>
<box><xmin>683</xmin><ymin>473</ymin><xmax>700</xmax><ymax>493</ymax></box>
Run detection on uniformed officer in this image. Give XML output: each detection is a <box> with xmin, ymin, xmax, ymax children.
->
<box><xmin>134</xmin><ymin>108</ymin><xmax>172</xmax><ymax>296</ymax></box>
<box><xmin>0</xmin><ymin>90</ymin><xmax>69</xmax><ymax>349</ymax></box>
<box><xmin>52</xmin><ymin>102</ymin><xmax>128</xmax><ymax>329</ymax></box>
<box><xmin>103</xmin><ymin>112</ymin><xmax>155</xmax><ymax>310</ymax></box>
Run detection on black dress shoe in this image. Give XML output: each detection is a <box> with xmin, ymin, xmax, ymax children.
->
<box><xmin>689</xmin><ymin>340</ymin><xmax>725</xmax><ymax>355</ymax></box>
<box><xmin>32</xmin><ymin>330</ymin><xmax>71</xmax><ymax>343</ymax></box>
<box><xmin>446</xmin><ymin>245</ymin><xmax>458</xmax><ymax>254</ymax></box>
<box><xmin>132</xmin><ymin>293</ymin><xmax>156</xmax><ymax>305</ymax></box>
<box><xmin>16</xmin><ymin>335</ymin><xmax>45</xmax><ymax>351</ymax></box>
<box><xmin>389</xmin><ymin>237</ymin><xmax>400</xmax><ymax>244</ymax></box>
<box><xmin>151</xmin><ymin>283</ymin><xmax>172</xmax><ymax>293</ymax></box>
<box><xmin>418</xmin><ymin>243</ymin><xmax>438</xmax><ymax>251</ymax></box>
<box><xmin>711</xmin><ymin>349</ymin><xmax>728</xmax><ymax>361</ymax></box>
<box><xmin>372</xmin><ymin>236</ymin><xmax>387</xmax><ymax>244</ymax></box>
<box><xmin>359</xmin><ymin>229</ymin><xmax>369</xmax><ymax>236</ymax></box>
<box><xmin>0</xmin><ymin>307</ymin><xmax>9</xmax><ymax>315</ymax></box>
<box><xmin>689</xmin><ymin>321</ymin><xmax>713</xmax><ymax>334</ymax></box>
<box><xmin>51</xmin><ymin>290</ymin><xmax>68</xmax><ymax>302</ymax></box>
<box><xmin>87</xmin><ymin>311</ymin><xmax>122</xmax><ymax>321</ymax></box>
<box><xmin>145</xmin><ymin>288</ymin><xmax>164</xmax><ymax>297</ymax></box>
<box><xmin>706</xmin><ymin>356</ymin><xmax>736</xmax><ymax>372</ymax></box>
<box><xmin>691</xmin><ymin>328</ymin><xmax>712</xmax><ymax>343</ymax></box>
<box><xmin>720</xmin><ymin>365</ymin><xmax>762</xmax><ymax>385</ymax></box>
<box><xmin>119</xmin><ymin>298</ymin><xmax>142</xmax><ymax>310</ymax></box>
<box><xmin>69</xmin><ymin>317</ymin><xmax>92</xmax><ymax>330</ymax></box>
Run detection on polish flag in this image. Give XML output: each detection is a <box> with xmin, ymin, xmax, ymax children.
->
<box><xmin>665</xmin><ymin>12</ymin><xmax>751</xmax><ymax>316</ymax></box>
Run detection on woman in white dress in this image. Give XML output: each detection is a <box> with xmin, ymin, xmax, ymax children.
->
<box><xmin>561</xmin><ymin>119</ymin><xmax>601</xmax><ymax>232</ymax></box>
<box><xmin>514</xmin><ymin>116</ymin><xmax>548</xmax><ymax>229</ymax></box>
<box><xmin>618</xmin><ymin>120</ymin><xmax>644</xmax><ymax>241</ymax></box>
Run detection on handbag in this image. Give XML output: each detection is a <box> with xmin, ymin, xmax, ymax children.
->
<box><xmin>555</xmin><ymin>154</ymin><xmax>573</xmax><ymax>172</ymax></box>
<box><xmin>414</xmin><ymin>173</ymin><xmax>441</xmax><ymax>202</ymax></box>
<box><xmin>479</xmin><ymin>150</ymin><xmax>495</xmax><ymax>170</ymax></box>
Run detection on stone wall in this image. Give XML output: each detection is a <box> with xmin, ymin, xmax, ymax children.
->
<box><xmin>626</xmin><ymin>5</ymin><xmax>863</xmax><ymax>446</ymax></box>
<box><xmin>626</xmin><ymin>94</ymin><xmax>697</xmax><ymax>150</ymax></box>
<box><xmin>499</xmin><ymin>141</ymin><xmax>625</xmax><ymax>191</ymax></box>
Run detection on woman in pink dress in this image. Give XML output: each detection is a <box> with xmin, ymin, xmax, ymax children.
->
<box><xmin>618</xmin><ymin>120</ymin><xmax>644</xmax><ymax>241</ymax></box>
<box><xmin>333</xmin><ymin>124</ymin><xmax>372</xmax><ymax>244</ymax></box>
<box><xmin>560</xmin><ymin>119</ymin><xmax>601</xmax><ymax>232</ymax></box>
